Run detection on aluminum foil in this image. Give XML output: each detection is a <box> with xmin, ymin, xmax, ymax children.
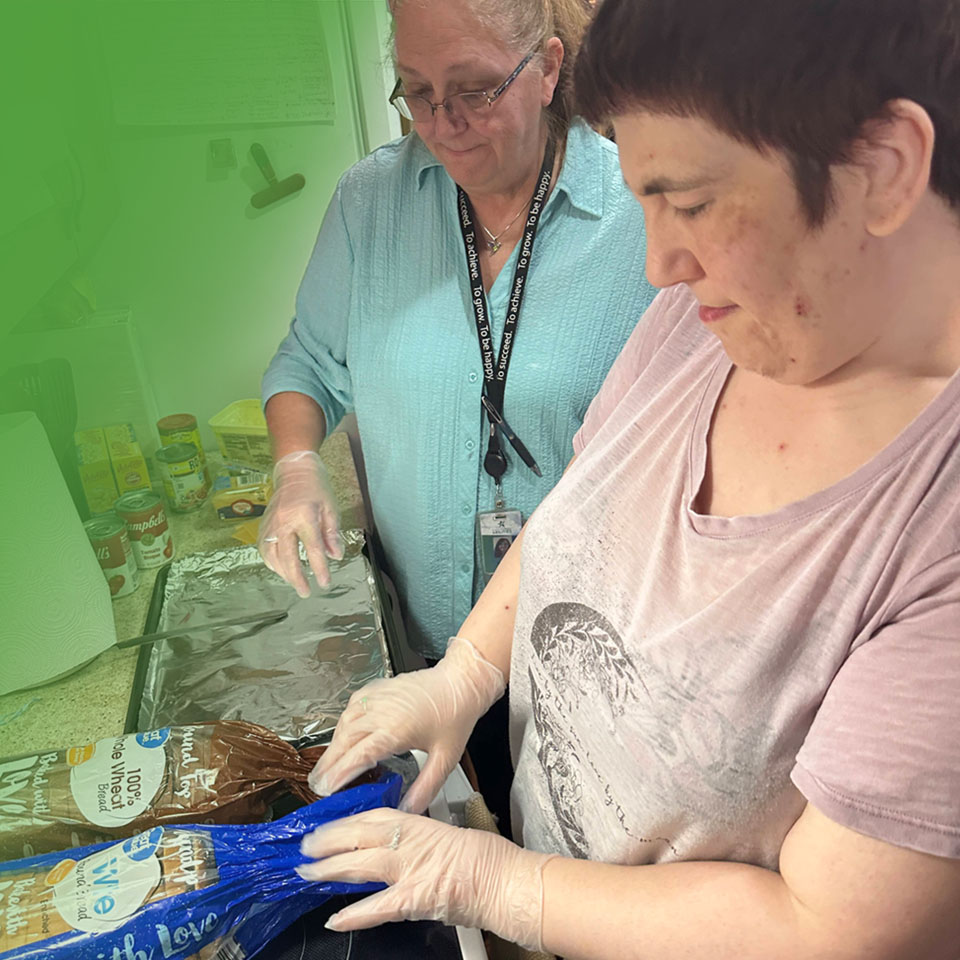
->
<box><xmin>136</xmin><ymin>529</ymin><xmax>392</xmax><ymax>743</ymax></box>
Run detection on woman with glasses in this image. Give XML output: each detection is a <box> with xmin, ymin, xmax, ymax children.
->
<box><xmin>259</xmin><ymin>0</ymin><xmax>656</xmax><ymax>830</ymax></box>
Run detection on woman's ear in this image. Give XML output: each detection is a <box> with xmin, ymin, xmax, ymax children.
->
<box><xmin>859</xmin><ymin>98</ymin><xmax>935</xmax><ymax>238</ymax></box>
<box><xmin>541</xmin><ymin>37</ymin><xmax>565</xmax><ymax>107</ymax></box>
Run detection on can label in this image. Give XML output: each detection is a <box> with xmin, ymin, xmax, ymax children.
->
<box><xmin>157</xmin><ymin>415</ymin><xmax>211</xmax><ymax>487</ymax></box>
<box><xmin>115</xmin><ymin>493</ymin><xmax>174</xmax><ymax>569</ymax></box>
<box><xmin>156</xmin><ymin>443</ymin><xmax>208</xmax><ymax>513</ymax></box>
<box><xmin>84</xmin><ymin>517</ymin><xmax>140</xmax><ymax>598</ymax></box>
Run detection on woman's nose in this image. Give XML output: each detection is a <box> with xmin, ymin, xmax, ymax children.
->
<box><xmin>643</xmin><ymin>217</ymin><xmax>704</xmax><ymax>289</ymax></box>
<box><xmin>433</xmin><ymin>103</ymin><xmax>466</xmax><ymax>138</ymax></box>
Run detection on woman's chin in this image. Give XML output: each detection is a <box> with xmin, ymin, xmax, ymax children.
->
<box><xmin>433</xmin><ymin>144</ymin><xmax>491</xmax><ymax>180</ymax></box>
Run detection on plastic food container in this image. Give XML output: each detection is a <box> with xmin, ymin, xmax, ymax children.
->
<box><xmin>208</xmin><ymin>399</ymin><xmax>273</xmax><ymax>471</ymax></box>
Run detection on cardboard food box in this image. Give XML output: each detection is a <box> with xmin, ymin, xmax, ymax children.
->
<box><xmin>74</xmin><ymin>427</ymin><xmax>119</xmax><ymax>514</ymax></box>
<box><xmin>210</xmin><ymin>470</ymin><xmax>271</xmax><ymax>521</ymax></box>
<box><xmin>104</xmin><ymin>422</ymin><xmax>152</xmax><ymax>494</ymax></box>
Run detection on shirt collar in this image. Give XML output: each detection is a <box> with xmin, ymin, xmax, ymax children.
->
<box><xmin>415</xmin><ymin>118</ymin><xmax>606</xmax><ymax>220</ymax></box>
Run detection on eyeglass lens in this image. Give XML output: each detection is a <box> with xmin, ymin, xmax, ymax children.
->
<box><xmin>397</xmin><ymin>92</ymin><xmax>489</xmax><ymax>121</ymax></box>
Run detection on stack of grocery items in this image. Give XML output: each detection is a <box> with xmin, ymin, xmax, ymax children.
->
<box><xmin>103</xmin><ymin>423</ymin><xmax>152</xmax><ymax>497</ymax></box>
<box><xmin>78</xmin><ymin>405</ymin><xmax>276</xmax><ymax>597</ymax></box>
<box><xmin>208</xmin><ymin>399</ymin><xmax>272</xmax><ymax>527</ymax></box>
<box><xmin>156</xmin><ymin>413</ymin><xmax>212</xmax><ymax>514</ymax></box>
<box><xmin>74</xmin><ymin>427</ymin><xmax>122</xmax><ymax>515</ymax></box>
<box><xmin>77</xmin><ymin>421</ymin><xmax>173</xmax><ymax>599</ymax></box>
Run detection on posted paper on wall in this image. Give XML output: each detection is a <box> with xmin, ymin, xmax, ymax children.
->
<box><xmin>98</xmin><ymin>1</ymin><xmax>336</xmax><ymax>126</ymax></box>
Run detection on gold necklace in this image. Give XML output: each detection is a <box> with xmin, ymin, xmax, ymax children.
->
<box><xmin>478</xmin><ymin>205</ymin><xmax>527</xmax><ymax>254</ymax></box>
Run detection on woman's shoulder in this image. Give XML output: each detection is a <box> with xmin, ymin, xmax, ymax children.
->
<box><xmin>565</xmin><ymin>117</ymin><xmax>619</xmax><ymax>160</ymax></box>
<box><xmin>560</xmin><ymin>120</ymin><xmax>644</xmax><ymax>222</ymax></box>
<box><xmin>337</xmin><ymin>133</ymin><xmax>435</xmax><ymax>201</ymax></box>
<box><xmin>574</xmin><ymin>285</ymin><xmax>714</xmax><ymax>453</ymax></box>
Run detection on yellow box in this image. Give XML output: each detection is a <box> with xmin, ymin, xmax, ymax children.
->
<box><xmin>208</xmin><ymin>400</ymin><xmax>273</xmax><ymax>471</ymax></box>
<box><xmin>112</xmin><ymin>454</ymin><xmax>151</xmax><ymax>493</ymax></box>
<box><xmin>104</xmin><ymin>423</ymin><xmax>151</xmax><ymax>494</ymax></box>
<box><xmin>74</xmin><ymin>427</ymin><xmax>119</xmax><ymax>514</ymax></box>
<box><xmin>103</xmin><ymin>422</ymin><xmax>139</xmax><ymax>458</ymax></box>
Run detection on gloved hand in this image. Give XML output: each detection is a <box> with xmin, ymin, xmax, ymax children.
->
<box><xmin>309</xmin><ymin>637</ymin><xmax>505</xmax><ymax>814</ymax></box>
<box><xmin>297</xmin><ymin>807</ymin><xmax>556</xmax><ymax>950</ymax></box>
<box><xmin>257</xmin><ymin>450</ymin><xmax>342</xmax><ymax>597</ymax></box>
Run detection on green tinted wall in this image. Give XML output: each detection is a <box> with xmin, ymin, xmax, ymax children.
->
<box><xmin>0</xmin><ymin>1</ymin><xmax>398</xmax><ymax>678</ymax></box>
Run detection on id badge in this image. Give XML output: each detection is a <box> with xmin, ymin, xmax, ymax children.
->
<box><xmin>476</xmin><ymin>508</ymin><xmax>524</xmax><ymax>585</ymax></box>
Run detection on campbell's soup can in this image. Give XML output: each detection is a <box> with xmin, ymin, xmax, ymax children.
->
<box><xmin>83</xmin><ymin>514</ymin><xmax>140</xmax><ymax>598</ymax></box>
<box><xmin>155</xmin><ymin>441</ymin><xmax>208</xmax><ymax>513</ymax></box>
<box><xmin>115</xmin><ymin>491</ymin><xmax>174</xmax><ymax>568</ymax></box>
<box><xmin>157</xmin><ymin>413</ymin><xmax>211</xmax><ymax>486</ymax></box>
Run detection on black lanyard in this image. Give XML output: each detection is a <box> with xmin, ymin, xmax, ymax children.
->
<box><xmin>456</xmin><ymin>138</ymin><xmax>556</xmax><ymax>486</ymax></box>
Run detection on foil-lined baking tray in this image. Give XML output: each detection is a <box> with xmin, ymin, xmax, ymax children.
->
<box><xmin>131</xmin><ymin>529</ymin><xmax>393</xmax><ymax>744</ymax></box>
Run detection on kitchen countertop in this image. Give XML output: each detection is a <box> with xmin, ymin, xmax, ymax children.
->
<box><xmin>0</xmin><ymin>431</ymin><xmax>367</xmax><ymax>759</ymax></box>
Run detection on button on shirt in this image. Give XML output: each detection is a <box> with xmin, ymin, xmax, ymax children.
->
<box><xmin>262</xmin><ymin>120</ymin><xmax>657</xmax><ymax>658</ymax></box>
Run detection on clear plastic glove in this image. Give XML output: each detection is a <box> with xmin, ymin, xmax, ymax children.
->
<box><xmin>309</xmin><ymin>637</ymin><xmax>505</xmax><ymax>814</ymax></box>
<box><xmin>257</xmin><ymin>450</ymin><xmax>342</xmax><ymax>597</ymax></box>
<box><xmin>297</xmin><ymin>807</ymin><xmax>556</xmax><ymax>950</ymax></box>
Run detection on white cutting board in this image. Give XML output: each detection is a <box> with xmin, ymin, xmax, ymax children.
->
<box><xmin>0</xmin><ymin>411</ymin><xmax>115</xmax><ymax>695</ymax></box>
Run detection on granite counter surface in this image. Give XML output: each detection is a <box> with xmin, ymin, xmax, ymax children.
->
<box><xmin>0</xmin><ymin>432</ymin><xmax>366</xmax><ymax>758</ymax></box>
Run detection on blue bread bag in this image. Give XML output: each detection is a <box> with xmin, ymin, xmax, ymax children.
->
<box><xmin>0</xmin><ymin>774</ymin><xmax>401</xmax><ymax>959</ymax></box>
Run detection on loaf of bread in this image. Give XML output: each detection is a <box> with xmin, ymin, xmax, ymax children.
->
<box><xmin>0</xmin><ymin>721</ymin><xmax>319</xmax><ymax>860</ymax></box>
<box><xmin>0</xmin><ymin>775</ymin><xmax>402</xmax><ymax>960</ymax></box>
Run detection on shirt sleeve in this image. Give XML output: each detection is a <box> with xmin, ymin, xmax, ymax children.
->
<box><xmin>573</xmin><ymin>284</ymin><xmax>697</xmax><ymax>455</ymax></box>
<box><xmin>261</xmin><ymin>176</ymin><xmax>356</xmax><ymax>433</ymax></box>
<box><xmin>792</xmin><ymin>553</ymin><xmax>960</xmax><ymax>859</ymax></box>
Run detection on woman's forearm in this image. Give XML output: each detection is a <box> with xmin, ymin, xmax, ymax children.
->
<box><xmin>265</xmin><ymin>391</ymin><xmax>327</xmax><ymax>461</ymax></box>
<box><xmin>537</xmin><ymin>826</ymin><xmax>958</xmax><ymax>960</ymax></box>
<box><xmin>539</xmin><ymin>856</ymin><xmax>806</xmax><ymax>960</ymax></box>
<box><xmin>455</xmin><ymin>524</ymin><xmax>527</xmax><ymax>679</ymax></box>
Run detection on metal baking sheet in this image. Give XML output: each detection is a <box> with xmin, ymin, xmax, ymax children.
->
<box><xmin>136</xmin><ymin>529</ymin><xmax>392</xmax><ymax>743</ymax></box>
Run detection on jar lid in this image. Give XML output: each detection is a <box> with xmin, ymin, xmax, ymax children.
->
<box><xmin>157</xmin><ymin>413</ymin><xmax>198</xmax><ymax>433</ymax></box>
<box><xmin>155</xmin><ymin>442</ymin><xmax>198</xmax><ymax>463</ymax></box>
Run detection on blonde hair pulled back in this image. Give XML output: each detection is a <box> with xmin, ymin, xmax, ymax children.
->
<box><xmin>390</xmin><ymin>0</ymin><xmax>593</xmax><ymax>139</ymax></box>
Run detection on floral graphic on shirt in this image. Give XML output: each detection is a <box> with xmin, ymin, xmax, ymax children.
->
<box><xmin>530</xmin><ymin>602</ymin><xmax>647</xmax><ymax>714</ymax></box>
<box><xmin>529</xmin><ymin>601</ymin><xmax>662</xmax><ymax>858</ymax></box>
<box><xmin>528</xmin><ymin>601</ymin><xmax>786</xmax><ymax>863</ymax></box>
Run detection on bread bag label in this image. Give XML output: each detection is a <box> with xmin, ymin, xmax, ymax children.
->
<box><xmin>0</xmin><ymin>825</ymin><xmax>219</xmax><ymax>954</ymax></box>
<box><xmin>69</xmin><ymin>728</ymin><xmax>172</xmax><ymax>828</ymax></box>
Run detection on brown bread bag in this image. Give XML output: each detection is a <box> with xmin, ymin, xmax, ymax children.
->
<box><xmin>0</xmin><ymin>721</ymin><xmax>321</xmax><ymax>860</ymax></box>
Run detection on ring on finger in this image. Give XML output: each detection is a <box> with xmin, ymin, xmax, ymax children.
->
<box><xmin>360</xmin><ymin>696</ymin><xmax>368</xmax><ymax>714</ymax></box>
<box><xmin>388</xmin><ymin>825</ymin><xmax>401</xmax><ymax>850</ymax></box>
<box><xmin>262</xmin><ymin>536</ymin><xmax>280</xmax><ymax>543</ymax></box>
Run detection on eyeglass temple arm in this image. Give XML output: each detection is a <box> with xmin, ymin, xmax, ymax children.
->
<box><xmin>489</xmin><ymin>51</ymin><xmax>536</xmax><ymax>102</ymax></box>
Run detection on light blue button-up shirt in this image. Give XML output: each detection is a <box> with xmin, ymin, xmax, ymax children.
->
<box><xmin>263</xmin><ymin>120</ymin><xmax>657</xmax><ymax>658</ymax></box>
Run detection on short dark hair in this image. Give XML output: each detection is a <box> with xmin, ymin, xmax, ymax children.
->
<box><xmin>575</xmin><ymin>0</ymin><xmax>960</xmax><ymax>225</ymax></box>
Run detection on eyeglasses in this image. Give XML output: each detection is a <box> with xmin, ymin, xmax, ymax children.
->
<box><xmin>389</xmin><ymin>52</ymin><xmax>535</xmax><ymax>124</ymax></box>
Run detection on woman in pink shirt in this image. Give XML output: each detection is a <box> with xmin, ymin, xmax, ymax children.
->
<box><xmin>300</xmin><ymin>0</ymin><xmax>960</xmax><ymax>956</ymax></box>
